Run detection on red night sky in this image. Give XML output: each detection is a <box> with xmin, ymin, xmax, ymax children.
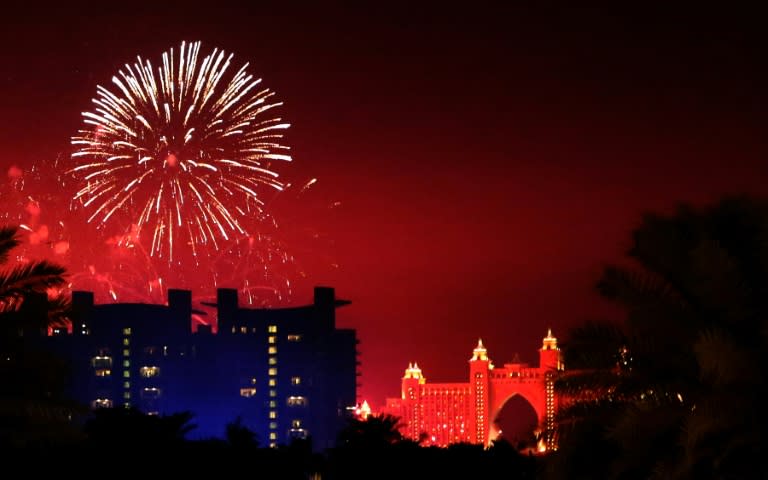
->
<box><xmin>1</xmin><ymin>3</ymin><xmax>766</xmax><ymax>407</ymax></box>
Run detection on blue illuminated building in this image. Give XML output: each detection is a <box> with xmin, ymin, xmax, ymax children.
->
<box><xmin>45</xmin><ymin>286</ymin><xmax>358</xmax><ymax>450</ymax></box>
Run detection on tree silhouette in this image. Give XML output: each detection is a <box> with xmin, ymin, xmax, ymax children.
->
<box><xmin>225</xmin><ymin>416</ymin><xmax>259</xmax><ymax>449</ymax></box>
<box><xmin>552</xmin><ymin>196</ymin><xmax>768</xmax><ymax>479</ymax></box>
<box><xmin>0</xmin><ymin>225</ymin><xmax>68</xmax><ymax>325</ymax></box>
<box><xmin>0</xmin><ymin>225</ymin><xmax>76</xmax><ymax>449</ymax></box>
<box><xmin>336</xmin><ymin>413</ymin><xmax>406</xmax><ymax>450</ymax></box>
<box><xmin>84</xmin><ymin>407</ymin><xmax>196</xmax><ymax>447</ymax></box>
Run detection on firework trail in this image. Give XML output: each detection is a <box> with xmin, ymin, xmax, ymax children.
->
<box><xmin>69</xmin><ymin>40</ymin><xmax>292</xmax><ymax>264</ymax></box>
<box><xmin>1</xmin><ymin>163</ymin><xmax>70</xmax><ymax>263</ymax></box>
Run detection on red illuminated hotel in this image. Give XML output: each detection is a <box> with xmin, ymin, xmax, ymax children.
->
<box><xmin>380</xmin><ymin>330</ymin><xmax>563</xmax><ymax>450</ymax></box>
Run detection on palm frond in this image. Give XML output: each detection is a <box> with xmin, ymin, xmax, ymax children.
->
<box><xmin>693</xmin><ymin>328</ymin><xmax>755</xmax><ymax>387</ymax></box>
<box><xmin>677</xmin><ymin>390</ymin><xmax>765</xmax><ymax>478</ymax></box>
<box><xmin>687</xmin><ymin>238</ymin><xmax>752</xmax><ymax>326</ymax></box>
<box><xmin>0</xmin><ymin>260</ymin><xmax>67</xmax><ymax>297</ymax></box>
<box><xmin>598</xmin><ymin>266</ymin><xmax>692</xmax><ymax>335</ymax></box>
<box><xmin>756</xmin><ymin>207</ymin><xmax>768</xmax><ymax>306</ymax></box>
<box><xmin>628</xmin><ymin>206</ymin><xmax>700</xmax><ymax>294</ymax></box>
<box><xmin>560</xmin><ymin>320</ymin><xmax>626</xmax><ymax>370</ymax></box>
<box><xmin>605</xmin><ymin>401</ymin><xmax>684</xmax><ymax>480</ymax></box>
<box><xmin>45</xmin><ymin>293</ymin><xmax>72</xmax><ymax>327</ymax></box>
<box><xmin>555</xmin><ymin>369</ymin><xmax>622</xmax><ymax>396</ymax></box>
<box><xmin>0</xmin><ymin>226</ymin><xmax>21</xmax><ymax>266</ymax></box>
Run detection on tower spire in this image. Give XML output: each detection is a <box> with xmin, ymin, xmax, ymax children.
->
<box><xmin>403</xmin><ymin>361</ymin><xmax>425</xmax><ymax>381</ymax></box>
<box><xmin>542</xmin><ymin>328</ymin><xmax>558</xmax><ymax>350</ymax></box>
<box><xmin>471</xmin><ymin>338</ymin><xmax>489</xmax><ymax>361</ymax></box>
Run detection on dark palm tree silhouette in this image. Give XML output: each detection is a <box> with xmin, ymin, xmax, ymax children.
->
<box><xmin>84</xmin><ymin>407</ymin><xmax>197</xmax><ymax>447</ymax></box>
<box><xmin>336</xmin><ymin>413</ymin><xmax>407</xmax><ymax>450</ymax></box>
<box><xmin>1</xmin><ymin>226</ymin><xmax>67</xmax><ymax>308</ymax></box>
<box><xmin>0</xmin><ymin>225</ymin><xmax>69</xmax><ymax>332</ymax></box>
<box><xmin>0</xmin><ymin>225</ymin><xmax>75</xmax><ymax>448</ymax></box>
<box><xmin>552</xmin><ymin>196</ymin><xmax>768</xmax><ymax>480</ymax></box>
<box><xmin>225</xmin><ymin>416</ymin><xmax>259</xmax><ymax>449</ymax></box>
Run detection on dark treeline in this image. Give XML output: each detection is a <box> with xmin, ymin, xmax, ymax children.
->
<box><xmin>2</xmin><ymin>409</ymin><xmax>540</xmax><ymax>479</ymax></box>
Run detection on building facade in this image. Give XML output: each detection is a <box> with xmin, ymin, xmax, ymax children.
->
<box><xmin>42</xmin><ymin>286</ymin><xmax>357</xmax><ymax>450</ymax></box>
<box><xmin>381</xmin><ymin>331</ymin><xmax>563</xmax><ymax>449</ymax></box>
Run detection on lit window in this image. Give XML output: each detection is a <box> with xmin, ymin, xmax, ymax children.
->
<box><xmin>287</xmin><ymin>334</ymin><xmax>301</xmax><ymax>342</ymax></box>
<box><xmin>123</xmin><ymin>327</ymin><xmax>132</xmax><ymax>335</ymax></box>
<box><xmin>240</xmin><ymin>326</ymin><xmax>247</xmax><ymax>334</ymax></box>
<box><xmin>268</xmin><ymin>325</ymin><xmax>277</xmax><ymax>333</ymax></box>
<box><xmin>269</xmin><ymin>389</ymin><xmax>277</xmax><ymax>397</ymax></box>
<box><xmin>123</xmin><ymin>349</ymin><xmax>130</xmax><ymax>357</ymax></box>
<box><xmin>269</xmin><ymin>379</ymin><xmax>276</xmax><ymax>387</ymax></box>
<box><xmin>269</xmin><ymin>357</ymin><xmax>277</xmax><ymax>365</ymax></box>
<box><xmin>123</xmin><ymin>392</ymin><xmax>131</xmax><ymax>399</ymax></box>
<box><xmin>269</xmin><ymin>401</ymin><xmax>277</xmax><ymax>408</ymax></box>
<box><xmin>291</xmin><ymin>376</ymin><xmax>301</xmax><ymax>386</ymax></box>
<box><xmin>141</xmin><ymin>387</ymin><xmax>161</xmax><ymax>399</ymax></box>
<box><xmin>269</xmin><ymin>433</ymin><xmax>277</xmax><ymax>441</ymax></box>
<box><xmin>287</xmin><ymin>396</ymin><xmax>308</xmax><ymax>407</ymax></box>
<box><xmin>269</xmin><ymin>411</ymin><xmax>277</xmax><ymax>419</ymax></box>
<box><xmin>268</xmin><ymin>368</ymin><xmax>277</xmax><ymax>376</ymax></box>
<box><xmin>240</xmin><ymin>388</ymin><xmax>257</xmax><ymax>398</ymax></box>
<box><xmin>140</xmin><ymin>366</ymin><xmax>160</xmax><ymax>378</ymax></box>
<box><xmin>269</xmin><ymin>422</ymin><xmax>277</xmax><ymax>429</ymax></box>
<box><xmin>123</xmin><ymin>338</ymin><xmax>130</xmax><ymax>346</ymax></box>
<box><xmin>123</xmin><ymin>360</ymin><xmax>130</xmax><ymax>368</ymax></box>
<box><xmin>95</xmin><ymin>369</ymin><xmax>111</xmax><ymax>377</ymax></box>
<box><xmin>268</xmin><ymin>336</ymin><xmax>276</xmax><ymax>344</ymax></box>
<box><xmin>123</xmin><ymin>371</ymin><xmax>130</xmax><ymax>378</ymax></box>
<box><xmin>250</xmin><ymin>377</ymin><xmax>257</xmax><ymax>385</ymax></box>
<box><xmin>91</xmin><ymin>356</ymin><xmax>113</xmax><ymax>369</ymax></box>
<box><xmin>123</xmin><ymin>381</ymin><xmax>130</xmax><ymax>389</ymax></box>
<box><xmin>91</xmin><ymin>398</ymin><xmax>112</xmax><ymax>409</ymax></box>
<box><xmin>268</xmin><ymin>346</ymin><xmax>277</xmax><ymax>355</ymax></box>
<box><xmin>231</xmin><ymin>326</ymin><xmax>236</xmax><ymax>334</ymax></box>
<box><xmin>291</xmin><ymin>419</ymin><xmax>302</xmax><ymax>428</ymax></box>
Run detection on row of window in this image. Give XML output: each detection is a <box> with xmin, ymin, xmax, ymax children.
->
<box><xmin>91</xmin><ymin>387</ymin><xmax>161</xmax><ymax>408</ymax></box>
<box><xmin>92</xmin><ymin>358</ymin><xmax>160</xmax><ymax>378</ymax></box>
<box><xmin>232</xmin><ymin>395</ymin><xmax>309</xmax><ymax>407</ymax></box>
<box><xmin>229</xmin><ymin>327</ymin><xmax>303</xmax><ymax>342</ymax></box>
<box><xmin>244</xmin><ymin>376</ymin><xmax>301</xmax><ymax>387</ymax></box>
<box><xmin>95</xmin><ymin>346</ymin><xmax>172</xmax><ymax>357</ymax></box>
<box><xmin>267</xmin><ymin>428</ymin><xmax>308</xmax><ymax>446</ymax></box>
<box><xmin>240</xmin><ymin>386</ymin><xmax>304</xmax><ymax>398</ymax></box>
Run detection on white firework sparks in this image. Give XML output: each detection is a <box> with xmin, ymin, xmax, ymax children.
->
<box><xmin>70</xmin><ymin>40</ymin><xmax>292</xmax><ymax>262</ymax></box>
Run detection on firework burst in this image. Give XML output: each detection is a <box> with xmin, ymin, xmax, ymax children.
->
<box><xmin>69</xmin><ymin>40</ymin><xmax>292</xmax><ymax>263</ymax></box>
